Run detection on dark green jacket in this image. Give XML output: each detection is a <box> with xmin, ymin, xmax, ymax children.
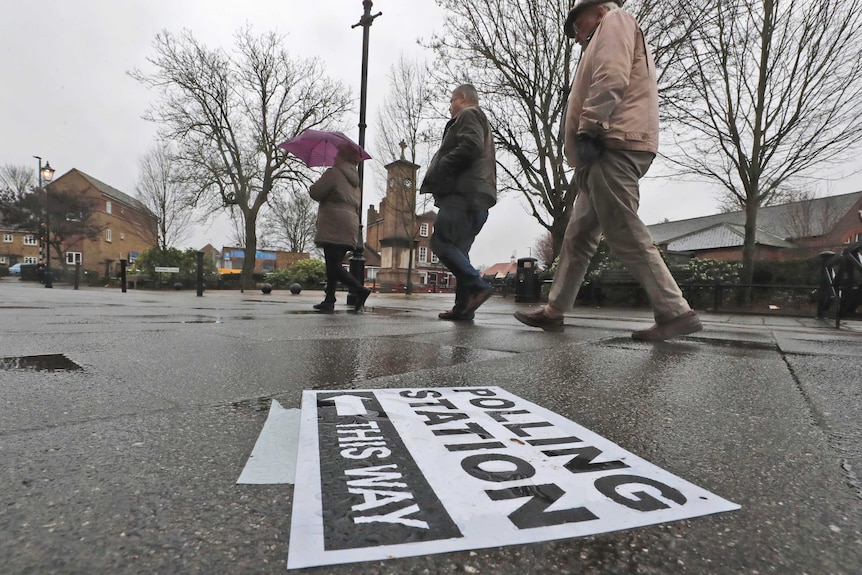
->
<box><xmin>420</xmin><ymin>106</ymin><xmax>497</xmax><ymax>209</ymax></box>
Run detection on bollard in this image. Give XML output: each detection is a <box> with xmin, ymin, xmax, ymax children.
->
<box><xmin>120</xmin><ymin>259</ymin><xmax>127</xmax><ymax>293</ymax></box>
<box><xmin>74</xmin><ymin>262</ymin><xmax>80</xmax><ymax>290</ymax></box>
<box><xmin>196</xmin><ymin>251</ymin><xmax>204</xmax><ymax>297</ymax></box>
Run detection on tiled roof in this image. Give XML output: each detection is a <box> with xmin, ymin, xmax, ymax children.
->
<box><xmin>72</xmin><ymin>169</ymin><xmax>156</xmax><ymax>219</ymax></box>
<box><xmin>666</xmin><ymin>223</ymin><xmax>795</xmax><ymax>251</ymax></box>
<box><xmin>648</xmin><ymin>191</ymin><xmax>862</xmax><ymax>245</ymax></box>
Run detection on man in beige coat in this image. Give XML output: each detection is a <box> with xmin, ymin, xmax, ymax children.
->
<box><xmin>514</xmin><ymin>0</ymin><xmax>701</xmax><ymax>340</ymax></box>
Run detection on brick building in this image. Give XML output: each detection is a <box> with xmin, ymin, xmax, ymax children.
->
<box><xmin>648</xmin><ymin>191</ymin><xmax>862</xmax><ymax>262</ymax></box>
<box><xmin>3</xmin><ymin>169</ymin><xmax>158</xmax><ymax>277</ymax></box>
<box><xmin>364</xmin><ymin>156</ymin><xmax>455</xmax><ymax>292</ymax></box>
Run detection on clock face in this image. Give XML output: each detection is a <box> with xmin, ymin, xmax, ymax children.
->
<box><xmin>403</xmin><ymin>178</ymin><xmax>413</xmax><ymax>188</ymax></box>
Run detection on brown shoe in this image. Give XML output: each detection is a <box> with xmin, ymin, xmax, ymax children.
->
<box><xmin>463</xmin><ymin>287</ymin><xmax>494</xmax><ymax>315</ymax></box>
<box><xmin>631</xmin><ymin>311</ymin><xmax>703</xmax><ymax>341</ymax></box>
<box><xmin>438</xmin><ymin>308</ymin><xmax>474</xmax><ymax>321</ymax></box>
<box><xmin>514</xmin><ymin>308</ymin><xmax>564</xmax><ymax>332</ymax></box>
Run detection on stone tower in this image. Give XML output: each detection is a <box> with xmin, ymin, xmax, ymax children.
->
<box><xmin>375</xmin><ymin>143</ymin><xmax>421</xmax><ymax>290</ymax></box>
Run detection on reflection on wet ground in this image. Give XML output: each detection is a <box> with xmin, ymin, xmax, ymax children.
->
<box><xmin>0</xmin><ymin>353</ymin><xmax>83</xmax><ymax>372</ymax></box>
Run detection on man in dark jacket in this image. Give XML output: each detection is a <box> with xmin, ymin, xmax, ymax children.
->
<box><xmin>421</xmin><ymin>84</ymin><xmax>497</xmax><ymax>321</ymax></box>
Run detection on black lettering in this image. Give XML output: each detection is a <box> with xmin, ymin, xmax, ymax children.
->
<box><xmin>527</xmin><ymin>436</ymin><xmax>582</xmax><ymax>446</ymax></box>
<box><xmin>470</xmin><ymin>397</ymin><xmax>516</xmax><ymax>410</ymax></box>
<box><xmin>488</xmin><ymin>409</ymin><xmax>531</xmax><ymax>422</ymax></box>
<box><xmin>594</xmin><ymin>475</ymin><xmax>687</xmax><ymax>511</ymax></box>
<box><xmin>415</xmin><ymin>410</ymin><xmax>469</xmax><ymax>426</ymax></box>
<box><xmin>408</xmin><ymin>398</ymin><xmax>457</xmax><ymax>410</ymax></box>
<box><xmin>445</xmin><ymin>441</ymin><xmax>507</xmax><ymax>452</ymax></box>
<box><xmin>454</xmin><ymin>388</ymin><xmax>497</xmax><ymax>397</ymax></box>
<box><xmin>399</xmin><ymin>389</ymin><xmax>442</xmax><ymax>399</ymax></box>
<box><xmin>431</xmin><ymin>421</ymin><xmax>494</xmax><ymax>439</ymax></box>
<box><xmin>504</xmin><ymin>421</ymin><xmax>554</xmax><ymax>437</ymax></box>
<box><xmin>461</xmin><ymin>453</ymin><xmax>535</xmax><ymax>482</ymax></box>
<box><xmin>544</xmin><ymin>445</ymin><xmax>629</xmax><ymax>474</ymax></box>
<box><xmin>486</xmin><ymin>483</ymin><xmax>599</xmax><ymax>529</ymax></box>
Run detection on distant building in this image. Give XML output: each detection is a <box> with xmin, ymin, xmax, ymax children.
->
<box><xmin>17</xmin><ymin>168</ymin><xmax>159</xmax><ymax>277</ymax></box>
<box><xmin>218</xmin><ymin>246</ymin><xmax>308</xmax><ymax>274</ymax></box>
<box><xmin>648</xmin><ymin>191</ymin><xmax>862</xmax><ymax>262</ymax></box>
<box><xmin>364</xmin><ymin>154</ymin><xmax>455</xmax><ymax>291</ymax></box>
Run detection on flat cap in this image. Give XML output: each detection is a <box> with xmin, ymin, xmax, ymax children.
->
<box><xmin>564</xmin><ymin>0</ymin><xmax>623</xmax><ymax>38</ymax></box>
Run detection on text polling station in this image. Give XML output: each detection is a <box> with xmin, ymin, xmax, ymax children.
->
<box><xmin>287</xmin><ymin>387</ymin><xmax>739</xmax><ymax>569</ymax></box>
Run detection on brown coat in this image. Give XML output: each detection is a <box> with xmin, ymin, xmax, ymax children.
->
<box><xmin>564</xmin><ymin>9</ymin><xmax>659</xmax><ymax>168</ymax></box>
<box><xmin>309</xmin><ymin>161</ymin><xmax>361</xmax><ymax>248</ymax></box>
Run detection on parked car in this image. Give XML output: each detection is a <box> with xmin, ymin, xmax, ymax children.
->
<box><xmin>8</xmin><ymin>263</ymin><xmax>23</xmax><ymax>275</ymax></box>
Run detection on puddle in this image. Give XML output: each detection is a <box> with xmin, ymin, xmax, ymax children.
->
<box><xmin>0</xmin><ymin>354</ymin><xmax>83</xmax><ymax>372</ymax></box>
<box><xmin>283</xmin><ymin>308</ymin><xmax>410</xmax><ymax>316</ymax></box>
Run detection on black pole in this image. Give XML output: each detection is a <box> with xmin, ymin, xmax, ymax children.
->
<box><xmin>74</xmin><ymin>262</ymin><xmax>80</xmax><ymax>290</ymax></box>
<box><xmin>196</xmin><ymin>251</ymin><xmax>204</xmax><ymax>297</ymax></box>
<box><xmin>34</xmin><ymin>157</ymin><xmax>54</xmax><ymax>288</ymax></box>
<box><xmin>347</xmin><ymin>0</ymin><xmax>382</xmax><ymax>305</ymax></box>
<box><xmin>120</xmin><ymin>259</ymin><xmax>127</xmax><ymax>293</ymax></box>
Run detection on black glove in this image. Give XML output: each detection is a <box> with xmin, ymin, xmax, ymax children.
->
<box><xmin>575</xmin><ymin>133</ymin><xmax>604</xmax><ymax>165</ymax></box>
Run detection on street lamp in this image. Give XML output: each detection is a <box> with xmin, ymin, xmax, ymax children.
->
<box><xmin>34</xmin><ymin>157</ymin><xmax>55</xmax><ymax>288</ymax></box>
<box><xmin>347</xmin><ymin>0</ymin><xmax>382</xmax><ymax>305</ymax></box>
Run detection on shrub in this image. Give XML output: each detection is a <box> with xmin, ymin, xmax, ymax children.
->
<box><xmin>269</xmin><ymin>258</ymin><xmax>326</xmax><ymax>288</ymax></box>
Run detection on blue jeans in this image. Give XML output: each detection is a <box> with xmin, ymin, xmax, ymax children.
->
<box><xmin>430</xmin><ymin>204</ymin><xmax>491</xmax><ymax>311</ymax></box>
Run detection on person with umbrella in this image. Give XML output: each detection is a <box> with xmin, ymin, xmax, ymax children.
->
<box><xmin>307</xmin><ymin>144</ymin><xmax>372</xmax><ymax>312</ymax></box>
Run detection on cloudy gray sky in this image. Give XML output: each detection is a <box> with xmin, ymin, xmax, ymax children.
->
<box><xmin>3</xmin><ymin>1</ymin><xmax>860</xmax><ymax>268</ymax></box>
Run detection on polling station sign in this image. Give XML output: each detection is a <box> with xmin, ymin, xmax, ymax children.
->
<box><xmin>287</xmin><ymin>387</ymin><xmax>739</xmax><ymax>569</ymax></box>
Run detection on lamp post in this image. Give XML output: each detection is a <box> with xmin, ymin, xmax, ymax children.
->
<box><xmin>347</xmin><ymin>0</ymin><xmax>382</xmax><ymax>305</ymax></box>
<box><xmin>34</xmin><ymin>157</ymin><xmax>55</xmax><ymax>288</ymax></box>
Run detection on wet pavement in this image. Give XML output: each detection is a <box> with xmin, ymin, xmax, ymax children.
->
<box><xmin>1</xmin><ymin>279</ymin><xmax>861</xmax><ymax>574</ymax></box>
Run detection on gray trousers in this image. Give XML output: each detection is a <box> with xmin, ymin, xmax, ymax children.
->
<box><xmin>548</xmin><ymin>149</ymin><xmax>691</xmax><ymax>323</ymax></box>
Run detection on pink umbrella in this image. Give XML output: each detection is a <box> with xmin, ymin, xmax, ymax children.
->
<box><xmin>278</xmin><ymin>129</ymin><xmax>371</xmax><ymax>167</ymax></box>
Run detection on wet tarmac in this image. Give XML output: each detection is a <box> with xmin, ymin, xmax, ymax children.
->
<box><xmin>1</xmin><ymin>279</ymin><xmax>860</xmax><ymax>574</ymax></box>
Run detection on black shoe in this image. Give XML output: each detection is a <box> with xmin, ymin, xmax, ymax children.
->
<box><xmin>354</xmin><ymin>287</ymin><xmax>372</xmax><ymax>311</ymax></box>
<box><xmin>438</xmin><ymin>308</ymin><xmax>475</xmax><ymax>321</ymax></box>
<box><xmin>463</xmin><ymin>287</ymin><xmax>494</xmax><ymax>315</ymax></box>
<box><xmin>314</xmin><ymin>301</ymin><xmax>335</xmax><ymax>312</ymax></box>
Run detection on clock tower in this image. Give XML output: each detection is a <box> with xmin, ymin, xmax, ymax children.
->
<box><xmin>375</xmin><ymin>144</ymin><xmax>421</xmax><ymax>290</ymax></box>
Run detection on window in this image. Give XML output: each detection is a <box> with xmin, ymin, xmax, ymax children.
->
<box><xmin>120</xmin><ymin>233</ymin><xmax>125</xmax><ymax>240</ymax></box>
<box><xmin>24</xmin><ymin>257</ymin><xmax>38</xmax><ymax>264</ymax></box>
<box><xmin>0</xmin><ymin>256</ymin><xmax>6</xmax><ymax>264</ymax></box>
<box><xmin>106</xmin><ymin>229</ymin><xmax>113</xmax><ymax>242</ymax></box>
<box><xmin>431</xmin><ymin>253</ymin><xmax>439</xmax><ymax>264</ymax></box>
<box><xmin>23</xmin><ymin>235</ymin><xmax>37</xmax><ymax>246</ymax></box>
<box><xmin>418</xmin><ymin>246</ymin><xmax>428</xmax><ymax>263</ymax></box>
<box><xmin>419</xmin><ymin>223</ymin><xmax>429</xmax><ymax>237</ymax></box>
<box><xmin>3</xmin><ymin>234</ymin><xmax>12</xmax><ymax>243</ymax></box>
<box><xmin>106</xmin><ymin>201</ymin><xmax>112</xmax><ymax>214</ymax></box>
<box><xmin>66</xmin><ymin>252</ymin><xmax>82</xmax><ymax>265</ymax></box>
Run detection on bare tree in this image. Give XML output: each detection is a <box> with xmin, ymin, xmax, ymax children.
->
<box><xmin>427</xmin><ymin>0</ymin><xmax>575</xmax><ymax>260</ymax></box>
<box><xmin>663</xmin><ymin>0</ymin><xmax>862</xmax><ymax>285</ymax></box>
<box><xmin>130</xmin><ymin>27</ymin><xmax>352</xmax><ymax>288</ymax></box>
<box><xmin>0</xmin><ymin>164</ymin><xmax>35</xmax><ymax>197</ymax></box>
<box><xmin>260</xmin><ymin>186</ymin><xmax>317</xmax><ymax>253</ymax></box>
<box><xmin>135</xmin><ymin>145</ymin><xmax>193</xmax><ymax>250</ymax></box>
<box><xmin>426</xmin><ymin>0</ymin><xmax>692</xmax><ymax>261</ymax></box>
<box><xmin>374</xmin><ymin>56</ymin><xmax>439</xmax><ymax>292</ymax></box>
<box><xmin>533</xmin><ymin>231</ymin><xmax>556</xmax><ymax>268</ymax></box>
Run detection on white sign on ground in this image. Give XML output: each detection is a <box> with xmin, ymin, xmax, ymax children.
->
<box><xmin>287</xmin><ymin>387</ymin><xmax>739</xmax><ymax>570</ymax></box>
<box><xmin>237</xmin><ymin>400</ymin><xmax>301</xmax><ymax>485</ymax></box>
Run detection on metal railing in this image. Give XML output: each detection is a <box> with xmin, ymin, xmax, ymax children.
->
<box><xmin>816</xmin><ymin>240</ymin><xmax>862</xmax><ymax>328</ymax></box>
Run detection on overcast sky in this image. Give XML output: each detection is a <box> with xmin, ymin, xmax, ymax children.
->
<box><xmin>3</xmin><ymin>1</ymin><xmax>860</xmax><ymax>268</ymax></box>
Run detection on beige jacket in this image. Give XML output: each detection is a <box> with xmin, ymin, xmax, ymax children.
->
<box><xmin>309</xmin><ymin>160</ymin><xmax>361</xmax><ymax>248</ymax></box>
<box><xmin>564</xmin><ymin>9</ymin><xmax>659</xmax><ymax>167</ymax></box>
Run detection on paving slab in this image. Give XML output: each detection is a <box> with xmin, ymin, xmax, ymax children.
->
<box><xmin>1</xmin><ymin>280</ymin><xmax>861</xmax><ymax>574</ymax></box>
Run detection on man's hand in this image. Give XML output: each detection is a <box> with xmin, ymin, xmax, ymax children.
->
<box><xmin>575</xmin><ymin>133</ymin><xmax>604</xmax><ymax>165</ymax></box>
